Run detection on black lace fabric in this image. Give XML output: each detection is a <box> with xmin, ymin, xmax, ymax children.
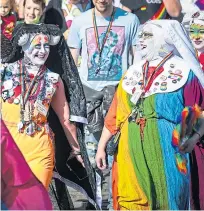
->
<box><xmin>1</xmin><ymin>34</ymin><xmax>13</xmax><ymax>63</ymax></box>
<box><xmin>41</xmin><ymin>0</ymin><xmax>67</xmax><ymax>34</ymax></box>
<box><xmin>2</xmin><ymin>23</ymin><xmax>98</xmax><ymax>210</ymax></box>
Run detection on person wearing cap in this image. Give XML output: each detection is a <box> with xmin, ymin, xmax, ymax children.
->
<box><xmin>96</xmin><ymin>19</ymin><xmax>204</xmax><ymax>210</ymax></box>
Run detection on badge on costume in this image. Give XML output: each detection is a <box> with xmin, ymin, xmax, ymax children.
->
<box><xmin>24</xmin><ymin>102</ymin><xmax>31</xmax><ymax>122</ymax></box>
<box><xmin>130</xmin><ymin>90</ymin><xmax>143</xmax><ymax>105</ymax></box>
<box><xmin>35</xmin><ymin>100</ymin><xmax>48</xmax><ymax>117</ymax></box>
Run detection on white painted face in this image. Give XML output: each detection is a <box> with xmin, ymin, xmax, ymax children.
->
<box><xmin>24</xmin><ymin>34</ymin><xmax>50</xmax><ymax>66</ymax></box>
<box><xmin>190</xmin><ymin>19</ymin><xmax>204</xmax><ymax>52</ymax></box>
<box><xmin>138</xmin><ymin>26</ymin><xmax>155</xmax><ymax>61</ymax></box>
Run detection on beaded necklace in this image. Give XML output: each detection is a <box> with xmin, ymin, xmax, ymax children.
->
<box><xmin>92</xmin><ymin>7</ymin><xmax>116</xmax><ymax>75</ymax></box>
<box><xmin>17</xmin><ymin>60</ymin><xmax>46</xmax><ymax>135</ymax></box>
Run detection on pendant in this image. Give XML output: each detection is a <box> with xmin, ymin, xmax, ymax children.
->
<box><xmin>17</xmin><ymin>121</ymin><xmax>24</xmax><ymax>132</ymax></box>
<box><xmin>24</xmin><ymin>102</ymin><xmax>30</xmax><ymax>121</ymax></box>
<box><xmin>25</xmin><ymin>122</ymin><xmax>36</xmax><ymax>136</ymax></box>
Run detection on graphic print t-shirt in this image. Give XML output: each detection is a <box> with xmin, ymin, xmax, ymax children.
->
<box><xmin>68</xmin><ymin>8</ymin><xmax>139</xmax><ymax>91</ymax></box>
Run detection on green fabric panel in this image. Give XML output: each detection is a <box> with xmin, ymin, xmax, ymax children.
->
<box><xmin>128</xmin><ymin>95</ymin><xmax>169</xmax><ymax>209</ymax></box>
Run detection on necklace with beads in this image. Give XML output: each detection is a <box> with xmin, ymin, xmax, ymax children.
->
<box><xmin>92</xmin><ymin>7</ymin><xmax>116</xmax><ymax>75</ymax></box>
<box><xmin>17</xmin><ymin>60</ymin><xmax>46</xmax><ymax>136</ymax></box>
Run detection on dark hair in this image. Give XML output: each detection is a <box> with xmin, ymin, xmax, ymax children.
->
<box><xmin>24</xmin><ymin>0</ymin><xmax>46</xmax><ymax>10</ymax></box>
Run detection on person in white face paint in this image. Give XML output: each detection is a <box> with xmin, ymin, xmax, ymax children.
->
<box><xmin>96</xmin><ymin>20</ymin><xmax>204</xmax><ymax>210</ymax></box>
<box><xmin>1</xmin><ymin>23</ymin><xmax>86</xmax><ymax>190</ymax></box>
<box><xmin>0</xmin><ymin>23</ymin><xmax>101</xmax><ymax>208</ymax></box>
<box><xmin>1</xmin><ymin>23</ymin><xmax>99</xmax><ymax>210</ymax></box>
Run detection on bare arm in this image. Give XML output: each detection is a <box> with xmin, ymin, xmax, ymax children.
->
<box><xmin>70</xmin><ymin>48</ymin><xmax>80</xmax><ymax>66</ymax></box>
<box><xmin>18</xmin><ymin>0</ymin><xmax>25</xmax><ymax>19</ymax></box>
<box><xmin>51</xmin><ymin>77</ymin><xmax>80</xmax><ymax>152</ymax></box>
<box><xmin>163</xmin><ymin>0</ymin><xmax>181</xmax><ymax>17</ymax></box>
<box><xmin>98</xmin><ymin>126</ymin><xmax>113</xmax><ymax>150</ymax></box>
<box><xmin>96</xmin><ymin>126</ymin><xmax>113</xmax><ymax>170</ymax></box>
<box><xmin>121</xmin><ymin>5</ymin><xmax>131</xmax><ymax>12</ymax></box>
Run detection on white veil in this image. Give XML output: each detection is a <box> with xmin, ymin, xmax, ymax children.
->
<box><xmin>134</xmin><ymin>20</ymin><xmax>204</xmax><ymax>87</ymax></box>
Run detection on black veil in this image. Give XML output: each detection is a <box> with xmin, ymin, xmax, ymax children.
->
<box><xmin>41</xmin><ymin>0</ymin><xmax>67</xmax><ymax>34</ymax></box>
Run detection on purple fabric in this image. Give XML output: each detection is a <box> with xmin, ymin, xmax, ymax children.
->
<box><xmin>183</xmin><ymin>76</ymin><xmax>204</xmax><ymax>210</ymax></box>
<box><xmin>195</xmin><ymin>0</ymin><xmax>204</xmax><ymax>10</ymax></box>
<box><xmin>1</xmin><ymin>120</ymin><xmax>52</xmax><ymax>210</ymax></box>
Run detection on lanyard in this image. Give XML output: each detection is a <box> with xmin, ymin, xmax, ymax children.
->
<box><xmin>19</xmin><ymin>60</ymin><xmax>45</xmax><ymax>109</ymax></box>
<box><xmin>142</xmin><ymin>52</ymin><xmax>173</xmax><ymax>93</ymax></box>
<box><xmin>92</xmin><ymin>7</ymin><xmax>115</xmax><ymax>59</ymax></box>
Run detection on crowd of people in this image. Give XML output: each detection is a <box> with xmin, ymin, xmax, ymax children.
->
<box><xmin>1</xmin><ymin>0</ymin><xmax>204</xmax><ymax>210</ymax></box>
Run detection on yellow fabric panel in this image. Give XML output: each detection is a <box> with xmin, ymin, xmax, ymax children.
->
<box><xmin>116</xmin><ymin>121</ymin><xmax>149</xmax><ymax>210</ymax></box>
<box><xmin>2</xmin><ymin>102</ymin><xmax>54</xmax><ymax>189</ymax></box>
<box><xmin>114</xmin><ymin>82</ymin><xmax>150</xmax><ymax>210</ymax></box>
<box><xmin>115</xmin><ymin>80</ymin><xmax>131</xmax><ymax>129</ymax></box>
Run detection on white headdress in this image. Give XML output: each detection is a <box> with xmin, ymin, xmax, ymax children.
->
<box><xmin>180</xmin><ymin>0</ymin><xmax>199</xmax><ymax>15</ymax></box>
<box><xmin>17</xmin><ymin>24</ymin><xmax>61</xmax><ymax>51</ymax></box>
<box><xmin>182</xmin><ymin>10</ymin><xmax>204</xmax><ymax>32</ymax></box>
<box><xmin>134</xmin><ymin>20</ymin><xmax>204</xmax><ymax>87</ymax></box>
<box><xmin>189</xmin><ymin>10</ymin><xmax>204</xmax><ymax>24</ymax></box>
<box><xmin>19</xmin><ymin>33</ymin><xmax>60</xmax><ymax>51</ymax></box>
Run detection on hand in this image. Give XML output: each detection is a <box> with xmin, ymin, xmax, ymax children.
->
<box><xmin>96</xmin><ymin>148</ymin><xmax>107</xmax><ymax>170</ymax></box>
<box><xmin>68</xmin><ymin>150</ymin><xmax>85</xmax><ymax>167</ymax></box>
<box><xmin>75</xmin><ymin>154</ymin><xmax>85</xmax><ymax>168</ymax></box>
<box><xmin>179</xmin><ymin>133</ymin><xmax>200</xmax><ymax>153</ymax></box>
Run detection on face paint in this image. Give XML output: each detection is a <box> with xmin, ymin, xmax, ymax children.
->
<box><xmin>138</xmin><ymin>26</ymin><xmax>154</xmax><ymax>61</ymax></box>
<box><xmin>190</xmin><ymin>20</ymin><xmax>204</xmax><ymax>51</ymax></box>
<box><xmin>24</xmin><ymin>34</ymin><xmax>50</xmax><ymax>66</ymax></box>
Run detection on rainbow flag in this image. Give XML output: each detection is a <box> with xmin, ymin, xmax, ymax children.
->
<box><xmin>151</xmin><ymin>2</ymin><xmax>167</xmax><ymax>20</ymax></box>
